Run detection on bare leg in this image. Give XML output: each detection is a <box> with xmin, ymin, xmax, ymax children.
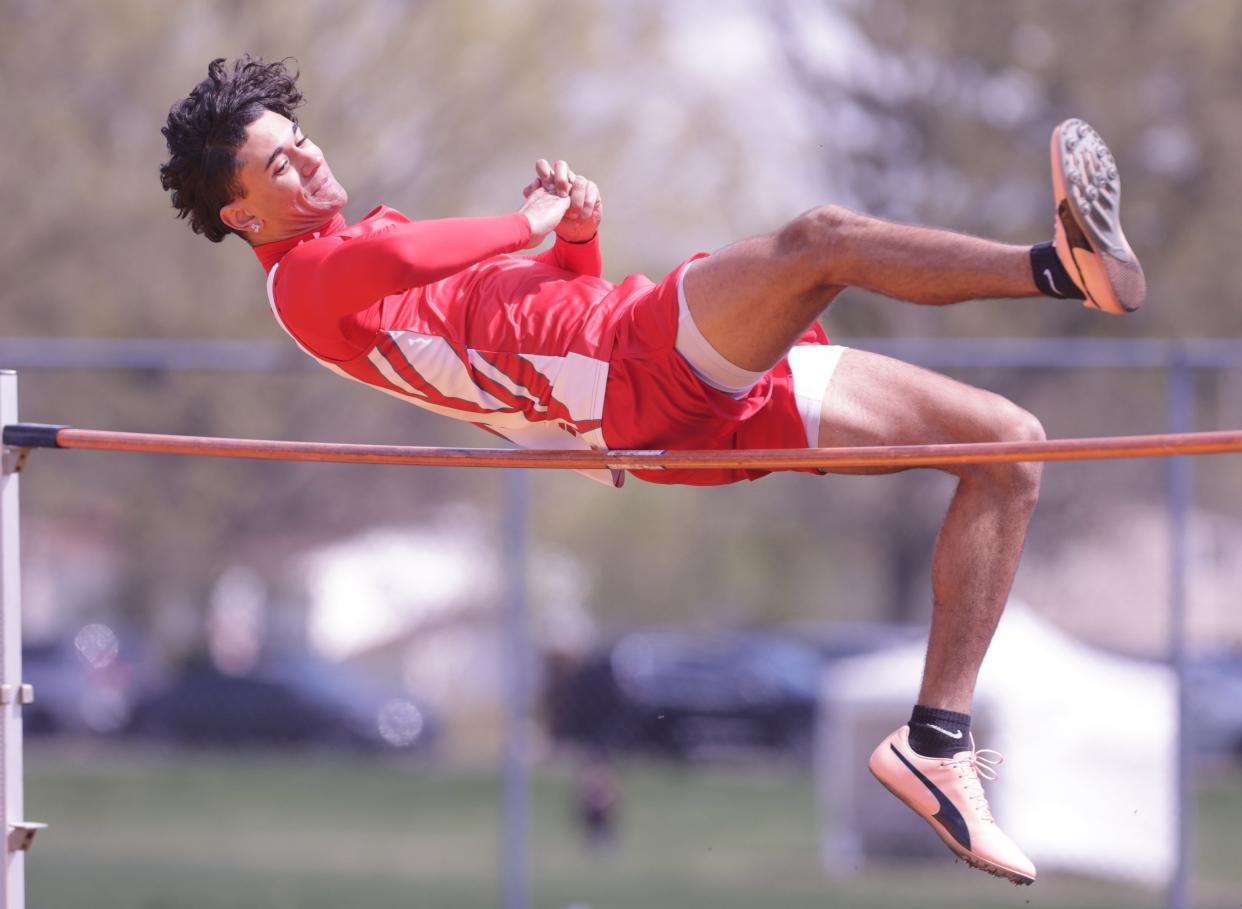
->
<box><xmin>679</xmin><ymin>205</ymin><xmax>1045</xmax><ymax>709</ymax></box>
<box><xmin>683</xmin><ymin>206</ymin><xmax>1039</xmax><ymax>371</ymax></box>
<box><xmin>816</xmin><ymin>349</ymin><xmax>1043</xmax><ymax>713</ymax></box>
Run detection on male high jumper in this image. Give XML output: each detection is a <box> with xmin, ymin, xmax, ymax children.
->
<box><xmin>161</xmin><ymin>56</ymin><xmax>1145</xmax><ymax>885</ymax></box>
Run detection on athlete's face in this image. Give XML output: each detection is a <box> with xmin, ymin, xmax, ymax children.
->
<box><xmin>219</xmin><ymin>110</ymin><xmax>348</xmax><ymax>243</ymax></box>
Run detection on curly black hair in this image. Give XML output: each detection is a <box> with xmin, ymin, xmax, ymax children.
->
<box><xmin>160</xmin><ymin>56</ymin><xmax>305</xmax><ymax>242</ymax></box>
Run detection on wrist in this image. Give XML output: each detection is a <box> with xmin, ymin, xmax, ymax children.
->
<box><xmin>516</xmin><ymin>211</ymin><xmax>535</xmax><ymax>237</ymax></box>
<box><xmin>557</xmin><ymin>230</ymin><xmax>598</xmax><ymax>245</ymax></box>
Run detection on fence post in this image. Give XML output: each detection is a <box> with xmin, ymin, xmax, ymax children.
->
<box><xmin>1</xmin><ymin>371</ymin><xmax>38</xmax><ymax>909</ymax></box>
<box><xmin>500</xmin><ymin>468</ymin><xmax>532</xmax><ymax>909</ymax></box>
<box><xmin>1165</xmin><ymin>352</ymin><xmax>1192</xmax><ymax>909</ymax></box>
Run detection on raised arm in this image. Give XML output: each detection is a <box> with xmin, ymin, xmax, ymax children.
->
<box><xmin>305</xmin><ymin>188</ymin><xmax>572</xmax><ymax>318</ymax></box>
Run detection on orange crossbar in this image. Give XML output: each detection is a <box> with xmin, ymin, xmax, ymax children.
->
<box><xmin>15</xmin><ymin>425</ymin><xmax>1242</xmax><ymax>471</ymax></box>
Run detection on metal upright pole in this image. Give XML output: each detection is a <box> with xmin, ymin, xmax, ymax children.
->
<box><xmin>1165</xmin><ymin>353</ymin><xmax>1193</xmax><ymax>909</ymax></box>
<box><xmin>1</xmin><ymin>371</ymin><xmax>42</xmax><ymax>909</ymax></box>
<box><xmin>500</xmin><ymin>469</ymin><xmax>532</xmax><ymax>909</ymax></box>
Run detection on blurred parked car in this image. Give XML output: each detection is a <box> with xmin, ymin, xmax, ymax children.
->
<box><xmin>23</xmin><ymin>629</ymin><xmax>157</xmax><ymax>736</ymax></box>
<box><xmin>548</xmin><ymin>624</ymin><xmax>927</xmax><ymax>763</ymax></box>
<box><xmin>128</xmin><ymin>656</ymin><xmax>437</xmax><ymax>756</ymax></box>
<box><xmin>1186</xmin><ymin>654</ymin><xmax>1242</xmax><ymax>762</ymax></box>
<box><xmin>549</xmin><ymin>631</ymin><xmax>825</xmax><ymax>761</ymax></box>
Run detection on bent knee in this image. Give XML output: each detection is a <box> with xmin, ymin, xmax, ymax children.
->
<box><xmin>776</xmin><ymin>204</ymin><xmax>857</xmax><ymax>260</ymax></box>
<box><xmin>969</xmin><ymin>403</ymin><xmax>1046</xmax><ymax>499</ymax></box>
<box><xmin>1003</xmin><ymin>405</ymin><xmax>1046</xmax><ymax>447</ymax></box>
<box><xmin>1009</xmin><ymin>409</ymin><xmax>1045</xmax><ymax>495</ymax></box>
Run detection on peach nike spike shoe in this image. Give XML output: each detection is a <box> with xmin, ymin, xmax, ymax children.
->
<box><xmin>1050</xmin><ymin>118</ymin><xmax>1146</xmax><ymax>315</ymax></box>
<box><xmin>868</xmin><ymin>725</ymin><xmax>1036</xmax><ymax>885</ymax></box>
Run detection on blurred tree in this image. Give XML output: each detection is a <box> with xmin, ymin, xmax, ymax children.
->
<box><xmin>755</xmin><ymin>0</ymin><xmax>1242</xmax><ymax>621</ymax></box>
<box><xmin>4</xmin><ymin>0</ymin><xmax>659</xmax><ymax>645</ymax></box>
<box><xmin>4</xmin><ymin>0</ymin><xmax>814</xmax><ymax>647</ymax></box>
<box><xmin>4</xmin><ymin>0</ymin><xmax>1241</xmax><ymax>650</ymax></box>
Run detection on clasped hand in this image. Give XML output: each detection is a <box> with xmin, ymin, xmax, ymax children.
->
<box><xmin>518</xmin><ymin>158</ymin><xmax>602</xmax><ymax>248</ymax></box>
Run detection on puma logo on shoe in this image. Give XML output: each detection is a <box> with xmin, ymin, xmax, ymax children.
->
<box><xmin>923</xmin><ymin>723</ymin><xmax>963</xmax><ymax>739</ymax></box>
<box><xmin>870</xmin><ymin>727</ymin><xmax>1036</xmax><ymax>884</ymax></box>
<box><xmin>890</xmin><ymin>745</ymin><xmax>971</xmax><ymax>849</ymax></box>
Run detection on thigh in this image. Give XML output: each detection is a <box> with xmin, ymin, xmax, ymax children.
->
<box><xmin>817</xmin><ymin>348</ymin><xmax>1041</xmax><ymax>475</ymax></box>
<box><xmin>681</xmin><ymin>234</ymin><xmax>844</xmax><ymax>373</ymax></box>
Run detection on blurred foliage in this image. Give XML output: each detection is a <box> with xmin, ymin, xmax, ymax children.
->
<box><xmin>3</xmin><ymin>0</ymin><xmax>1241</xmax><ymax>653</ymax></box>
<box><xmin>776</xmin><ymin>0</ymin><xmax>1242</xmax><ymax>344</ymax></box>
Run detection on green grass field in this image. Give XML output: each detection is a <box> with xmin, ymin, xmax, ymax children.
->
<box><xmin>23</xmin><ymin>745</ymin><xmax>1242</xmax><ymax>908</ymax></box>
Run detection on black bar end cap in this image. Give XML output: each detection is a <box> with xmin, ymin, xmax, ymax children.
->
<box><xmin>2</xmin><ymin>424</ymin><xmax>67</xmax><ymax>449</ymax></box>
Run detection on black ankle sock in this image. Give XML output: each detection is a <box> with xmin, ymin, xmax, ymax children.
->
<box><xmin>907</xmin><ymin>705</ymin><xmax>972</xmax><ymax>758</ymax></box>
<box><xmin>1030</xmin><ymin>241</ymin><xmax>1085</xmax><ymax>300</ymax></box>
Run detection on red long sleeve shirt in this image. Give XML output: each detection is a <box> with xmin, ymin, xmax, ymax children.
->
<box><xmin>255</xmin><ymin>205</ymin><xmax>655</xmax><ymax>483</ymax></box>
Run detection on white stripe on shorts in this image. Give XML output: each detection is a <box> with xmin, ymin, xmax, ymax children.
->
<box><xmin>788</xmin><ymin>344</ymin><xmax>847</xmax><ymax>448</ymax></box>
<box><xmin>674</xmin><ymin>260</ymin><xmax>767</xmax><ymax>397</ymax></box>
<box><xmin>674</xmin><ymin>259</ymin><xmax>848</xmax><ymax>445</ymax></box>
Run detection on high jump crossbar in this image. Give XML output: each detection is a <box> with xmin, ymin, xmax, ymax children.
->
<box><xmin>4</xmin><ymin>423</ymin><xmax>1242</xmax><ymax>471</ymax></box>
<box><xmin>3</xmin><ymin>392</ymin><xmax>1241</xmax><ymax>909</ymax></box>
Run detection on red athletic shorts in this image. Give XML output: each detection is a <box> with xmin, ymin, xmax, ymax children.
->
<box><xmin>602</xmin><ymin>254</ymin><xmax>840</xmax><ymax>487</ymax></box>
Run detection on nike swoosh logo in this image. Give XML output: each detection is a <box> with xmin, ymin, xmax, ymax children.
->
<box><xmin>923</xmin><ymin>723</ymin><xmax>963</xmax><ymax>740</ymax></box>
<box><xmin>1042</xmin><ymin>268</ymin><xmax>1061</xmax><ymax>295</ymax></box>
<box><xmin>891</xmin><ymin>744</ymin><xmax>972</xmax><ymax>850</ymax></box>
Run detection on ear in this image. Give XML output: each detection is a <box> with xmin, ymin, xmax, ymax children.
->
<box><xmin>219</xmin><ymin>203</ymin><xmax>258</xmax><ymax>235</ymax></box>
